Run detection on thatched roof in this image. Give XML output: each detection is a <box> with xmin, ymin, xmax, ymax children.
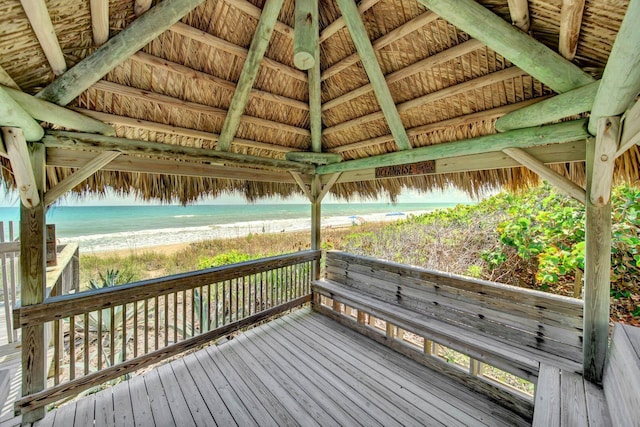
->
<box><xmin>0</xmin><ymin>0</ymin><xmax>638</xmax><ymax>203</ymax></box>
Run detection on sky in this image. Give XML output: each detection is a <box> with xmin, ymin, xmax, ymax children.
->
<box><xmin>1</xmin><ymin>186</ymin><xmax>476</xmax><ymax>207</ymax></box>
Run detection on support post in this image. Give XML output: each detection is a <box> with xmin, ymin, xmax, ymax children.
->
<box><xmin>583</xmin><ymin>136</ymin><xmax>612</xmax><ymax>384</ymax></box>
<box><xmin>293</xmin><ymin>0</ymin><xmax>318</xmax><ymax>70</ymax></box>
<box><xmin>19</xmin><ymin>142</ymin><xmax>47</xmax><ymax>423</ymax></box>
<box><xmin>311</xmin><ymin>175</ymin><xmax>321</xmax><ymax>280</ymax></box>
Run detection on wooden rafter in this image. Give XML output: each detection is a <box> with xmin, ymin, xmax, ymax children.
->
<box><xmin>134</xmin><ymin>0</ymin><xmax>152</xmax><ymax>16</ymax></box>
<box><xmin>330</xmin><ymin>141</ymin><xmax>586</xmax><ymax>184</ymax></box>
<box><xmin>559</xmin><ymin>0</ymin><xmax>586</xmax><ymax>60</ymax></box>
<box><xmin>321</xmin><ymin>10</ymin><xmax>439</xmax><ymax>82</ymax></box>
<box><xmin>0</xmin><ymin>86</ymin><xmax>44</xmax><ymax>142</ymax></box>
<box><xmin>224</xmin><ymin>0</ymin><xmax>293</xmax><ymax>38</ymax></box>
<box><xmin>495</xmin><ymin>81</ymin><xmax>599</xmax><ymax>131</ymax></box>
<box><xmin>507</xmin><ymin>0</ymin><xmax>530</xmax><ymax>32</ymax></box>
<box><xmin>323</xmin><ymin>39</ymin><xmax>484</xmax><ymax>111</ymax></box>
<box><xmin>324</xmin><ymin>66</ymin><xmax>526</xmax><ymax>136</ymax></box>
<box><xmin>588</xmin><ymin>0</ymin><xmax>640</xmax><ymax>134</ymax></box>
<box><xmin>74</xmin><ymin>109</ymin><xmax>301</xmax><ymax>153</ymax></box>
<box><xmin>330</xmin><ymin>97</ymin><xmax>548</xmax><ymax>153</ymax></box>
<box><xmin>0</xmin><ymin>65</ymin><xmax>19</xmax><ymax>90</ymax></box>
<box><xmin>43</xmin><ymin>131</ymin><xmax>314</xmax><ymax>173</ymax></box>
<box><xmin>169</xmin><ymin>23</ymin><xmax>306</xmax><ymax>83</ymax></box>
<box><xmin>90</xmin><ymin>80</ymin><xmax>309</xmax><ymax>137</ymax></box>
<box><xmin>336</xmin><ymin>0</ymin><xmax>411</xmax><ymax>151</ymax></box>
<box><xmin>2</xmin><ymin>128</ymin><xmax>40</xmax><ymax>208</ymax></box>
<box><xmin>216</xmin><ymin>0</ymin><xmax>285</xmax><ymax>152</ymax></box>
<box><xmin>90</xmin><ymin>0</ymin><xmax>109</xmax><ymax>45</ymax></box>
<box><xmin>503</xmin><ymin>148</ymin><xmax>585</xmax><ymax>202</ymax></box>
<box><xmin>617</xmin><ymin>98</ymin><xmax>640</xmax><ymax>158</ymax></box>
<box><xmin>130</xmin><ymin>52</ymin><xmax>308</xmax><ymax>111</ymax></box>
<box><xmin>48</xmin><ymin>148</ymin><xmax>300</xmax><ymax>184</ymax></box>
<box><xmin>3</xmin><ymin>86</ymin><xmax>114</xmax><ymax>136</ymax></box>
<box><xmin>319</xmin><ymin>0</ymin><xmax>380</xmax><ymax>43</ymax></box>
<box><xmin>20</xmin><ymin>0</ymin><xmax>66</xmax><ymax>75</ymax></box>
<box><xmin>37</xmin><ymin>0</ymin><xmax>205</xmax><ymax>106</ymax></box>
<box><xmin>44</xmin><ymin>151</ymin><xmax>121</xmax><ymax>206</ymax></box>
<box><xmin>294</xmin><ymin>0</ymin><xmax>318</xmax><ymax>70</ymax></box>
<box><xmin>415</xmin><ymin>0</ymin><xmax>594</xmax><ymax>93</ymax></box>
<box><xmin>317</xmin><ymin>119</ymin><xmax>589</xmax><ymax>174</ymax></box>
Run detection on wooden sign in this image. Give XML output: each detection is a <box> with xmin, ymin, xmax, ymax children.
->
<box><xmin>375</xmin><ymin>160</ymin><xmax>436</xmax><ymax>178</ymax></box>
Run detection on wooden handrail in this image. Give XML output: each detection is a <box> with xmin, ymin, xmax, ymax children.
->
<box><xmin>14</xmin><ymin>250</ymin><xmax>320</xmax><ymax>328</ymax></box>
<box><xmin>45</xmin><ymin>243</ymin><xmax>79</xmax><ymax>297</ymax></box>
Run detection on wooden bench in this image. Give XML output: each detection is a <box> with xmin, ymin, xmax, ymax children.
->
<box><xmin>532</xmin><ymin>323</ymin><xmax>639</xmax><ymax>426</ymax></box>
<box><xmin>312</xmin><ymin>251</ymin><xmax>585</xmax><ymax>419</ymax></box>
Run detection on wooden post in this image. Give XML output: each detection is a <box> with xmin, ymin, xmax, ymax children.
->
<box><xmin>293</xmin><ymin>0</ymin><xmax>318</xmax><ymax>70</ymax></box>
<box><xmin>311</xmin><ymin>175</ymin><xmax>321</xmax><ymax>280</ymax></box>
<box><xmin>19</xmin><ymin>142</ymin><xmax>47</xmax><ymax>423</ymax></box>
<box><xmin>583</xmin><ymin>136</ymin><xmax>612</xmax><ymax>384</ymax></box>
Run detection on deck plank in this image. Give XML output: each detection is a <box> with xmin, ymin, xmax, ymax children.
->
<box><xmin>128</xmin><ymin>374</ymin><xmax>154</xmax><ymax>427</ymax></box>
<box><xmin>143</xmin><ymin>369</ymin><xmax>175</xmax><ymax>427</ymax></box>
<box><xmin>170</xmin><ymin>358</ymin><xmax>217</xmax><ymax>426</ymax></box>
<box><xmin>93</xmin><ymin>388</ymin><xmax>114</xmax><ymax>427</ymax></box>
<box><xmin>112</xmin><ymin>380</ymin><xmax>135</xmax><ymax>427</ymax></box>
<box><xmin>156</xmin><ymin>363</ymin><xmax>196</xmax><ymax>427</ymax></box>
<box><xmin>72</xmin><ymin>393</ymin><xmax>95</xmax><ymax>427</ymax></box>
<box><xmin>298</xmin><ymin>310</ymin><xmax>531</xmax><ymax>426</ymax></box>
<box><xmin>51</xmin><ymin>401</ymin><xmax>76</xmax><ymax>427</ymax></box>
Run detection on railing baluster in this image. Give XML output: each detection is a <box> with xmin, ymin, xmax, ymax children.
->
<box><xmin>110</xmin><ymin>307</ymin><xmax>115</xmax><ymax>367</ymax></box>
<box><xmin>122</xmin><ymin>304</ymin><xmax>127</xmax><ymax>362</ymax></box>
<box><xmin>154</xmin><ymin>296</ymin><xmax>159</xmax><ymax>350</ymax></box>
<box><xmin>54</xmin><ymin>319</ymin><xmax>60</xmax><ymax>386</ymax></box>
<box><xmin>173</xmin><ymin>292</ymin><xmax>178</xmax><ymax>344</ymax></box>
<box><xmin>164</xmin><ymin>294</ymin><xmax>169</xmax><ymax>347</ymax></box>
<box><xmin>97</xmin><ymin>309</ymin><xmax>102</xmax><ymax>370</ymax></box>
<box><xmin>84</xmin><ymin>312</ymin><xmax>89</xmax><ymax>375</ymax></box>
<box><xmin>133</xmin><ymin>301</ymin><xmax>138</xmax><ymax>358</ymax></box>
<box><xmin>182</xmin><ymin>290</ymin><xmax>187</xmax><ymax>339</ymax></box>
<box><xmin>144</xmin><ymin>299</ymin><xmax>149</xmax><ymax>354</ymax></box>
<box><xmin>214</xmin><ymin>283</ymin><xmax>219</xmax><ymax>328</ymax></box>
<box><xmin>69</xmin><ymin>316</ymin><xmax>76</xmax><ymax>380</ymax></box>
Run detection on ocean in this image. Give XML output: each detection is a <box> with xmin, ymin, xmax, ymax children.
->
<box><xmin>0</xmin><ymin>202</ymin><xmax>464</xmax><ymax>253</ymax></box>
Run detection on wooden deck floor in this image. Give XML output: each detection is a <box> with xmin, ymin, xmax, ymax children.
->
<box><xmin>25</xmin><ymin>308</ymin><xmax>529</xmax><ymax>426</ymax></box>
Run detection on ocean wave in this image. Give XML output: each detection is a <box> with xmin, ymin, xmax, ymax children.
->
<box><xmin>173</xmin><ymin>215</ymin><xmax>197</xmax><ymax>218</ymax></box>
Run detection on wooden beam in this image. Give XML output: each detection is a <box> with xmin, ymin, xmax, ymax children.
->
<box><xmin>37</xmin><ymin>0</ymin><xmax>205</xmax><ymax>106</ymax></box>
<box><xmin>73</xmin><ymin>109</ymin><xmax>300</xmax><ymax>153</ymax></box>
<box><xmin>90</xmin><ymin>0</ymin><xmax>109</xmax><ymax>45</ymax></box>
<box><xmin>2</xmin><ymin>86</ymin><xmax>114</xmax><ymax>136</ymax></box>
<box><xmin>336</xmin><ymin>0</ymin><xmax>411</xmax><ymax>151</ymax></box>
<box><xmin>322</xmin><ymin>39</ymin><xmax>484</xmax><ymax>111</ymax></box>
<box><xmin>224</xmin><ymin>0</ymin><xmax>293</xmax><ymax>38</ymax></box>
<box><xmin>19</xmin><ymin>141</ymin><xmax>46</xmax><ymax>423</ymax></box>
<box><xmin>415</xmin><ymin>0</ymin><xmax>594</xmax><ymax>93</ymax></box>
<box><xmin>311</xmin><ymin>175</ymin><xmax>321</xmax><ymax>280</ymax></box>
<box><xmin>331</xmin><ymin>97</ymin><xmax>548</xmax><ymax>153</ymax></box>
<box><xmin>285</xmin><ymin>152</ymin><xmax>342</xmax><ymax>164</ymax></box>
<box><xmin>590</xmin><ymin>117</ymin><xmax>618</xmax><ymax>206</ymax></box>
<box><xmin>502</xmin><ymin>147</ymin><xmax>585</xmax><ymax>203</ymax></box>
<box><xmin>324</xmin><ymin>66</ymin><xmax>526</xmax><ymax>136</ymax></box>
<box><xmin>134</xmin><ymin>0</ymin><xmax>152</xmax><ymax>16</ymax></box>
<box><xmin>507</xmin><ymin>0</ymin><xmax>530</xmax><ymax>32</ymax></box>
<box><xmin>0</xmin><ymin>65</ymin><xmax>19</xmax><ymax>90</ymax></box>
<box><xmin>169</xmin><ymin>23</ymin><xmax>306</xmax><ymax>83</ymax></box>
<box><xmin>47</xmin><ymin>148</ymin><xmax>300</xmax><ymax>183</ymax></box>
<box><xmin>91</xmin><ymin>80</ymin><xmax>309</xmax><ymax>137</ymax></box>
<box><xmin>317</xmin><ymin>119</ymin><xmax>589</xmax><ymax>174</ymax></box>
<box><xmin>495</xmin><ymin>81</ymin><xmax>599</xmax><ymax>131</ymax></box>
<box><xmin>588</xmin><ymin>0</ymin><xmax>640</xmax><ymax>134</ymax></box>
<box><xmin>559</xmin><ymin>0</ymin><xmax>586</xmax><ymax>60</ymax></box>
<box><xmin>2</xmin><ymin>128</ymin><xmax>40</xmax><ymax>208</ymax></box>
<box><xmin>216</xmin><ymin>0</ymin><xmax>285</xmax><ymax>151</ymax></box>
<box><xmin>317</xmin><ymin>173</ymin><xmax>341</xmax><ymax>202</ymax></box>
<box><xmin>330</xmin><ymin>140</ymin><xmax>586</xmax><ymax>183</ymax></box>
<box><xmin>290</xmin><ymin>172</ymin><xmax>313</xmax><ymax>202</ymax></box>
<box><xmin>42</xmin><ymin>131</ymin><xmax>314</xmax><ymax>173</ymax></box>
<box><xmin>44</xmin><ymin>151</ymin><xmax>121</xmax><ymax>206</ymax></box>
<box><xmin>294</xmin><ymin>0</ymin><xmax>318</xmax><ymax>70</ymax></box>
<box><xmin>321</xmin><ymin>10</ymin><xmax>439</xmax><ymax>82</ymax></box>
<box><xmin>319</xmin><ymin>0</ymin><xmax>380</xmax><ymax>43</ymax></box>
<box><xmin>20</xmin><ymin>0</ymin><xmax>66</xmax><ymax>75</ymax></box>
<box><xmin>0</xmin><ymin>86</ymin><xmax>44</xmax><ymax>142</ymax></box>
<box><xmin>583</xmin><ymin>136</ymin><xmax>612</xmax><ymax>384</ymax></box>
<box><xmin>130</xmin><ymin>52</ymin><xmax>308</xmax><ymax>111</ymax></box>
<box><xmin>617</xmin><ymin>97</ymin><xmax>640</xmax><ymax>158</ymax></box>
<box><xmin>309</xmin><ymin>33</ymin><xmax>322</xmax><ymax>153</ymax></box>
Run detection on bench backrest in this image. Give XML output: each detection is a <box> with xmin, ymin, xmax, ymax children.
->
<box><xmin>325</xmin><ymin>251</ymin><xmax>584</xmax><ymax>366</ymax></box>
<box><xmin>603</xmin><ymin>323</ymin><xmax>640</xmax><ymax>426</ymax></box>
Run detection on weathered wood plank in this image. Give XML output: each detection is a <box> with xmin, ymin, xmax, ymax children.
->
<box><xmin>617</xmin><ymin>97</ymin><xmax>640</xmax><ymax>158</ymax></box>
<box><xmin>532</xmin><ymin>364</ymin><xmax>561</xmax><ymax>427</ymax></box>
<box><xmin>560</xmin><ymin>371</ymin><xmax>588</xmax><ymax>426</ymax></box>
<box><xmin>336</xmin><ymin>0</ymin><xmax>411</xmax><ymax>151</ymax></box>
<box><xmin>414</xmin><ymin>0</ymin><xmax>594</xmax><ymax>93</ymax></box>
<box><xmin>603</xmin><ymin>324</ymin><xmax>640</xmax><ymax>426</ymax></box>
<box><xmin>111</xmin><ymin>381</ymin><xmax>135</xmax><ymax>427</ymax></box>
<box><xmin>317</xmin><ymin>119</ymin><xmax>589</xmax><ymax>174</ymax></box>
<box><xmin>590</xmin><ymin>117</ymin><xmax>618</xmax><ymax>206</ymax></box>
<box><xmin>155</xmin><ymin>363</ymin><xmax>196</xmax><ymax>426</ymax></box>
<box><xmin>37</xmin><ymin>0</ymin><xmax>205</xmax><ymax>105</ymax></box>
<box><xmin>216</xmin><ymin>0</ymin><xmax>285</xmax><ymax>151</ymax></box>
<box><xmin>20</xmin><ymin>0</ymin><xmax>66</xmax><ymax>75</ymax></box>
<box><xmin>72</xmin><ymin>389</ymin><xmax>95</xmax><ymax>427</ymax></box>
<box><xmin>142</xmin><ymin>370</ymin><xmax>174</xmax><ymax>427</ymax></box>
<box><xmin>583</xmin><ymin>381</ymin><xmax>612</xmax><ymax>426</ymax></box>
<box><xmin>93</xmin><ymin>388</ymin><xmax>114</xmax><ymax>427</ymax></box>
<box><xmin>127</xmin><ymin>375</ymin><xmax>154</xmax><ymax>427</ymax></box>
<box><xmin>169</xmin><ymin>359</ymin><xmax>216</xmax><ymax>426</ymax></box>
<box><xmin>3</xmin><ymin>129</ymin><xmax>41</xmax><ymax>208</ymax></box>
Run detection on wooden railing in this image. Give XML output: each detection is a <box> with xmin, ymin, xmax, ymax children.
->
<box><xmin>1</xmin><ymin>220</ymin><xmax>20</xmax><ymax>343</ymax></box>
<box><xmin>13</xmin><ymin>250</ymin><xmax>320</xmax><ymax>414</ymax></box>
